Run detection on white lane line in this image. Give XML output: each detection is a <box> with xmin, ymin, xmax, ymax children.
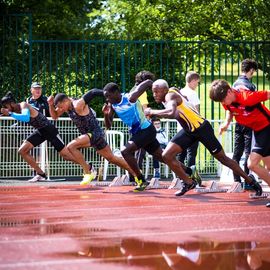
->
<box><xmin>0</xmin><ymin>201</ymin><xmax>251</xmax><ymax>215</ymax></box>
<box><xmin>0</xmin><ymin>193</ymin><xmax>256</xmax><ymax>206</ymax></box>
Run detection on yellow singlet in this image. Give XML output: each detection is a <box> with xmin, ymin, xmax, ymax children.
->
<box><xmin>168</xmin><ymin>88</ymin><xmax>205</xmax><ymax>132</ymax></box>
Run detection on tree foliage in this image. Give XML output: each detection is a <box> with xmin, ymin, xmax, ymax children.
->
<box><xmin>87</xmin><ymin>0</ymin><xmax>270</xmax><ymax>41</ymax></box>
<box><xmin>1</xmin><ymin>0</ymin><xmax>102</xmax><ymax>39</ymax></box>
<box><xmin>1</xmin><ymin>0</ymin><xmax>270</xmax><ymax>116</ymax></box>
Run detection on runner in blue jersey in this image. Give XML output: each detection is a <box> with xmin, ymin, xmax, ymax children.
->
<box><xmin>48</xmin><ymin>89</ymin><xmax>135</xmax><ymax>185</ymax></box>
<box><xmin>103</xmin><ymin>80</ymin><xmax>161</xmax><ymax>191</ymax></box>
<box><xmin>103</xmin><ymin>80</ymin><xmax>199</xmax><ymax>192</ymax></box>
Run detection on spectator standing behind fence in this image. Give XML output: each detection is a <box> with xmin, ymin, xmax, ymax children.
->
<box><xmin>231</xmin><ymin>59</ymin><xmax>258</xmax><ymax>187</ymax></box>
<box><xmin>26</xmin><ymin>82</ymin><xmax>50</xmax><ymax>116</ymax></box>
<box><xmin>177</xmin><ymin>71</ymin><xmax>200</xmax><ymax>170</ymax></box>
<box><xmin>151</xmin><ymin>117</ymin><xmax>168</xmax><ymax>179</ymax></box>
<box><xmin>130</xmin><ymin>71</ymin><xmax>155</xmax><ymax>177</ymax></box>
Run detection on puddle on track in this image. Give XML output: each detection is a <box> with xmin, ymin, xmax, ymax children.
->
<box><xmin>58</xmin><ymin>237</ymin><xmax>270</xmax><ymax>270</ymax></box>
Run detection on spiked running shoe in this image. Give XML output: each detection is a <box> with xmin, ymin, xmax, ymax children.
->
<box><xmin>266</xmin><ymin>202</ymin><xmax>270</xmax><ymax>208</ymax></box>
<box><xmin>80</xmin><ymin>170</ymin><xmax>97</xmax><ymax>186</ymax></box>
<box><xmin>190</xmin><ymin>165</ymin><xmax>202</xmax><ymax>186</ymax></box>
<box><xmin>248</xmin><ymin>174</ymin><xmax>262</xmax><ymax>196</ymax></box>
<box><xmin>175</xmin><ymin>179</ymin><xmax>197</xmax><ymax>196</ymax></box>
<box><xmin>133</xmin><ymin>177</ymin><xmax>149</xmax><ymax>192</ymax></box>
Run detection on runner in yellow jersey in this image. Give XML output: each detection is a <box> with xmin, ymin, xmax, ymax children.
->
<box><xmin>145</xmin><ymin>79</ymin><xmax>262</xmax><ymax>197</ymax></box>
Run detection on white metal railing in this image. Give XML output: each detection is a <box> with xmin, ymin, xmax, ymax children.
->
<box><xmin>0</xmin><ymin>117</ymin><xmax>235</xmax><ymax>179</ymax></box>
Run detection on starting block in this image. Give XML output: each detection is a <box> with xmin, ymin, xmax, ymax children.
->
<box><xmin>227</xmin><ymin>182</ymin><xmax>243</xmax><ymax>193</ymax></box>
<box><xmin>195</xmin><ymin>181</ymin><xmax>228</xmax><ymax>193</ymax></box>
<box><xmin>168</xmin><ymin>178</ymin><xmax>183</xmax><ymax>189</ymax></box>
<box><xmin>249</xmin><ymin>192</ymin><xmax>270</xmax><ymax>199</ymax></box>
<box><xmin>109</xmin><ymin>176</ymin><xmax>122</xmax><ymax>186</ymax></box>
<box><xmin>146</xmin><ymin>178</ymin><xmax>160</xmax><ymax>189</ymax></box>
<box><xmin>121</xmin><ymin>175</ymin><xmax>135</xmax><ymax>186</ymax></box>
<box><xmin>109</xmin><ymin>175</ymin><xmax>135</xmax><ymax>187</ymax></box>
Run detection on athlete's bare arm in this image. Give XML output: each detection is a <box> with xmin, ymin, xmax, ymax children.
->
<box><xmin>129</xmin><ymin>79</ymin><xmax>153</xmax><ymax>103</ymax></box>
<box><xmin>219</xmin><ymin>110</ymin><xmax>234</xmax><ymax>135</ymax></box>
<box><xmin>145</xmin><ymin>92</ymin><xmax>182</xmax><ymax>118</ymax></box>
<box><xmin>48</xmin><ymin>96</ymin><xmax>65</xmax><ymax>120</ymax></box>
<box><xmin>102</xmin><ymin>103</ymin><xmax>115</xmax><ymax>129</ymax></box>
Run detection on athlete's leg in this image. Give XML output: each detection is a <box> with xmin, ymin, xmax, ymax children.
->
<box><xmin>263</xmin><ymin>156</ymin><xmax>270</xmax><ymax>172</ymax></box>
<box><xmin>247</xmin><ymin>125</ymin><xmax>270</xmax><ymax>186</ymax></box>
<box><xmin>135</xmin><ymin>148</ymin><xmax>146</xmax><ymax>170</ymax></box>
<box><xmin>121</xmin><ymin>125</ymin><xmax>157</xmax><ymax>178</ymax></box>
<box><xmin>213</xmin><ymin>149</ymin><xmax>255</xmax><ymax>184</ymax></box>
<box><xmin>232</xmin><ymin>124</ymin><xmax>245</xmax><ymax>181</ymax></box>
<box><xmin>199</xmin><ymin>120</ymin><xmax>257</xmax><ymax>185</ymax></box>
<box><xmin>161</xmin><ymin>142</ymin><xmax>193</xmax><ymax>184</ymax></box>
<box><xmin>248</xmin><ymin>153</ymin><xmax>270</xmax><ymax>186</ymax></box>
<box><xmin>98</xmin><ymin>144</ymin><xmax>135</xmax><ymax>175</ymax></box>
<box><xmin>67</xmin><ymin>135</ymin><xmax>92</xmax><ymax>174</ymax></box>
<box><xmin>18</xmin><ymin>141</ymin><xmax>45</xmax><ymax>175</ymax></box>
<box><xmin>58</xmin><ymin>147</ymin><xmax>78</xmax><ymax>163</ymax></box>
<box><xmin>178</xmin><ymin>149</ymin><xmax>187</xmax><ymax>164</ymax></box>
<box><xmin>186</xmin><ymin>141</ymin><xmax>199</xmax><ymax>167</ymax></box>
<box><xmin>243</xmin><ymin>128</ymin><xmax>252</xmax><ymax>175</ymax></box>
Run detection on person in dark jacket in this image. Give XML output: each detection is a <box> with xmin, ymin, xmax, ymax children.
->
<box><xmin>26</xmin><ymin>82</ymin><xmax>50</xmax><ymax>116</ymax></box>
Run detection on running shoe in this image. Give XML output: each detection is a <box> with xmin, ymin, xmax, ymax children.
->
<box><xmin>266</xmin><ymin>202</ymin><xmax>270</xmax><ymax>208</ymax></box>
<box><xmin>28</xmin><ymin>174</ymin><xmax>46</xmax><ymax>182</ymax></box>
<box><xmin>190</xmin><ymin>165</ymin><xmax>202</xmax><ymax>186</ymax></box>
<box><xmin>80</xmin><ymin>169</ymin><xmax>97</xmax><ymax>185</ymax></box>
<box><xmin>133</xmin><ymin>177</ymin><xmax>149</xmax><ymax>192</ymax></box>
<box><xmin>175</xmin><ymin>179</ymin><xmax>197</xmax><ymax>196</ymax></box>
<box><xmin>248</xmin><ymin>174</ymin><xmax>262</xmax><ymax>196</ymax></box>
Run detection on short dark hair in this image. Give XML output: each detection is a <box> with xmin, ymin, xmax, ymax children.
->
<box><xmin>209</xmin><ymin>79</ymin><xmax>231</xmax><ymax>102</ymax></box>
<box><xmin>1</xmin><ymin>91</ymin><xmax>16</xmax><ymax>107</ymax></box>
<box><xmin>103</xmin><ymin>82</ymin><xmax>120</xmax><ymax>93</ymax></box>
<box><xmin>241</xmin><ymin>59</ymin><xmax>258</xmax><ymax>73</ymax></box>
<box><xmin>54</xmin><ymin>93</ymin><xmax>68</xmax><ymax>105</ymax></box>
<box><xmin>151</xmin><ymin>116</ymin><xmax>160</xmax><ymax>123</ymax></box>
<box><xmin>135</xmin><ymin>71</ymin><xmax>155</xmax><ymax>85</ymax></box>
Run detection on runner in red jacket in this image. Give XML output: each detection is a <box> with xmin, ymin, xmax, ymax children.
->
<box><xmin>210</xmin><ymin>79</ymin><xmax>270</xmax><ymax>207</ymax></box>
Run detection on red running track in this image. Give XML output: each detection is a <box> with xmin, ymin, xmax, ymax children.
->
<box><xmin>0</xmin><ymin>183</ymin><xmax>270</xmax><ymax>270</ymax></box>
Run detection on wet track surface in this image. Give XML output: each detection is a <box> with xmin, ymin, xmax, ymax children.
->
<box><xmin>0</xmin><ymin>182</ymin><xmax>270</xmax><ymax>269</ymax></box>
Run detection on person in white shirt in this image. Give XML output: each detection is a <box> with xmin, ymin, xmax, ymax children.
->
<box><xmin>177</xmin><ymin>71</ymin><xmax>201</xmax><ymax>169</ymax></box>
<box><xmin>151</xmin><ymin>117</ymin><xmax>168</xmax><ymax>179</ymax></box>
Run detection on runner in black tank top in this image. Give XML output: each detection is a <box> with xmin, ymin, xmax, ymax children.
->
<box><xmin>48</xmin><ymin>89</ymin><xmax>135</xmax><ymax>185</ymax></box>
<box><xmin>1</xmin><ymin>92</ymin><xmax>77</xmax><ymax>182</ymax></box>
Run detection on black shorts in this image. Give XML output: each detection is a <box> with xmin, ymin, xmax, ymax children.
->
<box><xmin>87</xmin><ymin>132</ymin><xmax>108</xmax><ymax>151</ymax></box>
<box><xmin>171</xmin><ymin>120</ymin><xmax>222</xmax><ymax>155</ymax></box>
<box><xmin>26</xmin><ymin>124</ymin><xmax>65</xmax><ymax>152</ymax></box>
<box><xmin>130</xmin><ymin>124</ymin><xmax>160</xmax><ymax>155</ymax></box>
<box><xmin>252</xmin><ymin>124</ymin><xmax>270</xmax><ymax>157</ymax></box>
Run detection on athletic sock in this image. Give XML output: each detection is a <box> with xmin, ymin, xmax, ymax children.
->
<box><xmin>138</xmin><ymin>173</ymin><xmax>146</xmax><ymax>182</ymax></box>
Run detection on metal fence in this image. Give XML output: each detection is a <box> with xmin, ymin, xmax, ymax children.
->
<box><xmin>1</xmin><ymin>14</ymin><xmax>270</xmax><ymax>121</ymax></box>
<box><xmin>0</xmin><ymin>117</ymin><xmax>235</xmax><ymax>179</ymax></box>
